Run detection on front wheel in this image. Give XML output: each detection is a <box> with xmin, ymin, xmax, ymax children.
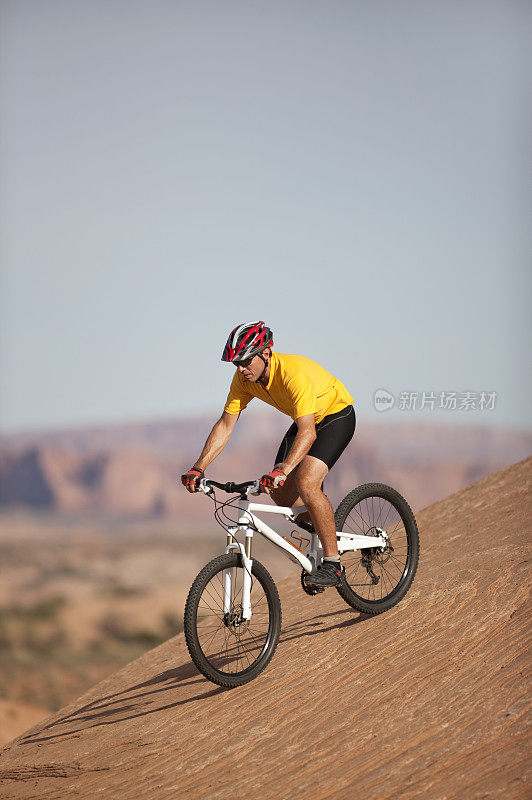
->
<box><xmin>335</xmin><ymin>483</ymin><xmax>419</xmax><ymax>614</ymax></box>
<box><xmin>184</xmin><ymin>553</ymin><xmax>282</xmax><ymax>688</ymax></box>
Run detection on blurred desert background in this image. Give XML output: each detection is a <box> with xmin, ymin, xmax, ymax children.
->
<box><xmin>0</xmin><ymin>411</ymin><xmax>530</xmax><ymax>744</ymax></box>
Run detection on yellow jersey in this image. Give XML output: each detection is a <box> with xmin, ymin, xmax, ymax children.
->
<box><xmin>224</xmin><ymin>351</ymin><xmax>354</xmax><ymax>424</ymax></box>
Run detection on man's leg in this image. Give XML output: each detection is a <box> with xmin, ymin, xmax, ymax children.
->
<box><xmin>271</xmin><ymin>457</ymin><xmax>341</xmax><ymax>586</ymax></box>
<box><xmin>294</xmin><ymin>456</ymin><xmax>338</xmax><ymax>557</ymax></box>
<box><xmin>272</xmin><ymin>407</ymin><xmax>355</xmax><ymax>587</ymax></box>
<box><xmin>270</xmin><ymin>459</ymin><xmax>336</xmax><ymax>552</ymax></box>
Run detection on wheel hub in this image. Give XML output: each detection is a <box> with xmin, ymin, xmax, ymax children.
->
<box><xmin>363</xmin><ymin>526</ymin><xmax>393</xmax><ymax>564</ymax></box>
<box><xmin>223</xmin><ymin>607</ymin><xmax>244</xmax><ymax>629</ymax></box>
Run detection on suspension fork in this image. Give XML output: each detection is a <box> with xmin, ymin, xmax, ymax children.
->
<box><xmin>224</xmin><ymin>527</ymin><xmax>253</xmax><ymax>621</ymax></box>
<box><xmin>241</xmin><ymin>530</ymin><xmax>253</xmax><ymax>620</ymax></box>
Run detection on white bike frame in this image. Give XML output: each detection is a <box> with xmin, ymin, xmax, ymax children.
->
<box><xmin>199</xmin><ymin>480</ymin><xmax>388</xmax><ymax>622</ymax></box>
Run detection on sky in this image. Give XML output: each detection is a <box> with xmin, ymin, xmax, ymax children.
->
<box><xmin>1</xmin><ymin>1</ymin><xmax>531</xmax><ymax>433</ymax></box>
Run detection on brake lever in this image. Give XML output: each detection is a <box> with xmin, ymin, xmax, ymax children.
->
<box><xmin>248</xmin><ymin>480</ymin><xmax>262</xmax><ymax>496</ymax></box>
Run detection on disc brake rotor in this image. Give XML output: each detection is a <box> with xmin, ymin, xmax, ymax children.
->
<box><xmin>223</xmin><ymin>606</ymin><xmax>249</xmax><ymax>634</ymax></box>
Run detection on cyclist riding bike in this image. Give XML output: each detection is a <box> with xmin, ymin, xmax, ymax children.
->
<box><xmin>181</xmin><ymin>321</ymin><xmax>356</xmax><ymax>588</ymax></box>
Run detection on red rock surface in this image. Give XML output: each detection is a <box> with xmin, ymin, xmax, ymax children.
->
<box><xmin>0</xmin><ymin>458</ymin><xmax>530</xmax><ymax>799</ymax></box>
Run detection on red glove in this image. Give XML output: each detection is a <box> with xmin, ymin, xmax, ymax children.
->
<box><xmin>259</xmin><ymin>468</ymin><xmax>286</xmax><ymax>493</ymax></box>
<box><xmin>181</xmin><ymin>466</ymin><xmax>204</xmax><ymax>493</ymax></box>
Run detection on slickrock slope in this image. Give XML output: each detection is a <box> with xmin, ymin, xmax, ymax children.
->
<box><xmin>0</xmin><ymin>459</ymin><xmax>530</xmax><ymax>800</ymax></box>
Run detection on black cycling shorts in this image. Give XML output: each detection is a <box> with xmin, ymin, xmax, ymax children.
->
<box><xmin>274</xmin><ymin>405</ymin><xmax>356</xmax><ymax>472</ymax></box>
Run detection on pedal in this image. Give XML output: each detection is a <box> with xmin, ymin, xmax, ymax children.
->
<box><xmin>304</xmin><ymin>584</ymin><xmax>325</xmax><ymax>596</ymax></box>
<box><xmin>300</xmin><ymin>570</ymin><xmax>325</xmax><ymax>595</ymax></box>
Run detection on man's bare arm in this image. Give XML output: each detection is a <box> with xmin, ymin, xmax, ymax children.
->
<box><xmin>193</xmin><ymin>411</ymin><xmax>240</xmax><ymax>472</ymax></box>
<box><xmin>275</xmin><ymin>413</ymin><xmax>316</xmax><ymax>475</ymax></box>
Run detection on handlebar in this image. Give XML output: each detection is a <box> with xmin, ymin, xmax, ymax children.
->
<box><xmin>198</xmin><ymin>478</ymin><xmax>261</xmax><ymax>496</ymax></box>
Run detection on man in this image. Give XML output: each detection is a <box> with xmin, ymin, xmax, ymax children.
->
<box><xmin>181</xmin><ymin>321</ymin><xmax>356</xmax><ymax>588</ymax></box>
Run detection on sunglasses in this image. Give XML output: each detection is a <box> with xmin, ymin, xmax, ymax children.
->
<box><xmin>233</xmin><ymin>356</ymin><xmax>254</xmax><ymax>368</ymax></box>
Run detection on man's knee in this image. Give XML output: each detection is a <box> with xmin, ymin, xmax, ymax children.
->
<box><xmin>295</xmin><ymin>472</ymin><xmax>322</xmax><ymax>500</ymax></box>
<box><xmin>295</xmin><ymin>457</ymin><xmax>328</xmax><ymax>500</ymax></box>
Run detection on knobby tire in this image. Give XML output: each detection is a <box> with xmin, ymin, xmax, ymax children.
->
<box><xmin>184</xmin><ymin>553</ymin><xmax>282</xmax><ymax>688</ymax></box>
<box><xmin>335</xmin><ymin>483</ymin><xmax>419</xmax><ymax>614</ymax></box>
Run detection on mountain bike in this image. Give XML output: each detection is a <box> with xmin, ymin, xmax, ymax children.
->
<box><xmin>184</xmin><ymin>478</ymin><xmax>419</xmax><ymax>688</ymax></box>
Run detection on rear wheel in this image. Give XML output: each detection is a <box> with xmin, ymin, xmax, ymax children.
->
<box><xmin>184</xmin><ymin>553</ymin><xmax>282</xmax><ymax>688</ymax></box>
<box><xmin>335</xmin><ymin>483</ymin><xmax>419</xmax><ymax>614</ymax></box>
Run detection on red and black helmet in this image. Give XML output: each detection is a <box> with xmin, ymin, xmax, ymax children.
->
<box><xmin>221</xmin><ymin>321</ymin><xmax>274</xmax><ymax>363</ymax></box>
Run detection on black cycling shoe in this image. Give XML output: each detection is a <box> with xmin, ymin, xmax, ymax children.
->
<box><xmin>304</xmin><ymin>561</ymin><xmax>343</xmax><ymax>588</ymax></box>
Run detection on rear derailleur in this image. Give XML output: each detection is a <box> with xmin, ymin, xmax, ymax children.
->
<box><xmin>360</xmin><ymin>550</ymin><xmax>380</xmax><ymax>585</ymax></box>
